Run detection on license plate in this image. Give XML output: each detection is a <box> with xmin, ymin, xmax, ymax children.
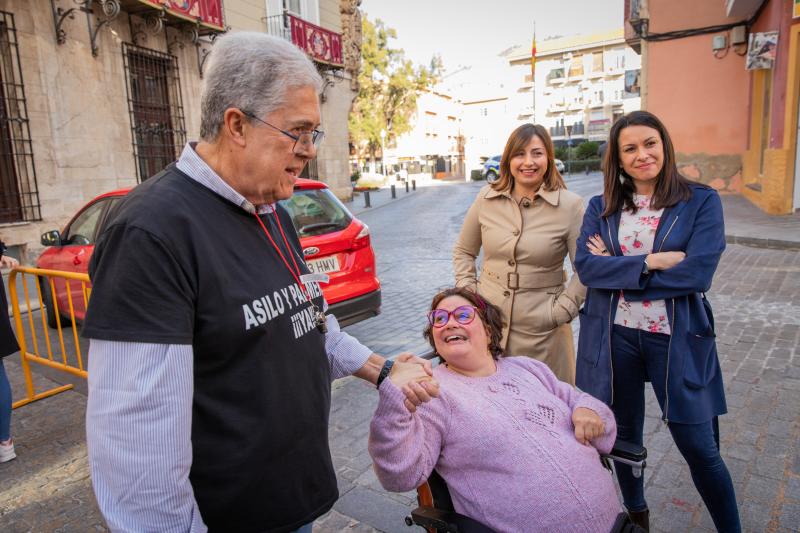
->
<box><xmin>306</xmin><ymin>256</ymin><xmax>340</xmax><ymax>274</ymax></box>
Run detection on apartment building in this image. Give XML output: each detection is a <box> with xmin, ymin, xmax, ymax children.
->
<box><xmin>0</xmin><ymin>0</ymin><xmax>361</xmax><ymax>260</ymax></box>
<box><xmin>505</xmin><ymin>29</ymin><xmax>641</xmax><ymax>146</ymax></box>
<box><xmin>387</xmin><ymin>88</ymin><xmax>465</xmax><ymax>180</ymax></box>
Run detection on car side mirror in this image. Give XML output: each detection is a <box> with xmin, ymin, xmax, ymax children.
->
<box><xmin>40</xmin><ymin>230</ymin><xmax>62</xmax><ymax>247</ymax></box>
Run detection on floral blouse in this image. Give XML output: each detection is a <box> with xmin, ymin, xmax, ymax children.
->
<box><xmin>614</xmin><ymin>194</ymin><xmax>671</xmax><ymax>334</ymax></box>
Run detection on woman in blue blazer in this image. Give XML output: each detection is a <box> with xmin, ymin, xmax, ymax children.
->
<box><xmin>574</xmin><ymin>111</ymin><xmax>739</xmax><ymax>532</ymax></box>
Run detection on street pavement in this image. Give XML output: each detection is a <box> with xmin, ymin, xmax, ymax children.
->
<box><xmin>1</xmin><ymin>173</ymin><xmax>799</xmax><ymax>532</ymax></box>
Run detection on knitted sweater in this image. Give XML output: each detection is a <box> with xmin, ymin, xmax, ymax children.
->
<box><xmin>369</xmin><ymin>357</ymin><xmax>621</xmax><ymax>533</ymax></box>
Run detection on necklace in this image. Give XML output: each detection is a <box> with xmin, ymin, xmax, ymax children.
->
<box><xmin>253</xmin><ymin>209</ymin><xmax>327</xmax><ymax>334</ymax></box>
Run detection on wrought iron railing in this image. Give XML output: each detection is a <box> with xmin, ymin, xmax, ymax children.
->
<box><xmin>265</xmin><ymin>12</ymin><xmax>343</xmax><ymax>67</ymax></box>
<box><xmin>265</xmin><ymin>13</ymin><xmax>292</xmax><ymax>41</ymax></box>
<box><xmin>122</xmin><ymin>43</ymin><xmax>186</xmax><ymax>182</ymax></box>
<box><xmin>0</xmin><ymin>10</ymin><xmax>40</xmax><ymax>223</ymax></box>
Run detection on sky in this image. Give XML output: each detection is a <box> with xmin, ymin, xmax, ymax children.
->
<box><xmin>360</xmin><ymin>0</ymin><xmax>624</xmax><ymax>73</ymax></box>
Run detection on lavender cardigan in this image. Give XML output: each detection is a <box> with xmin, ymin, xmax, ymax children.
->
<box><xmin>369</xmin><ymin>357</ymin><xmax>621</xmax><ymax>533</ymax></box>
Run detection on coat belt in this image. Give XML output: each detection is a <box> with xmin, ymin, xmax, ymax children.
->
<box><xmin>480</xmin><ymin>267</ymin><xmax>566</xmax><ymax>290</ymax></box>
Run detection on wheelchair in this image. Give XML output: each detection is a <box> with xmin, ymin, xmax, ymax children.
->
<box><xmin>403</xmin><ymin>352</ymin><xmax>648</xmax><ymax>533</ymax></box>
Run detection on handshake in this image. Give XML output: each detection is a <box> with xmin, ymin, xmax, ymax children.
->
<box><xmin>384</xmin><ymin>353</ymin><xmax>440</xmax><ymax>413</ymax></box>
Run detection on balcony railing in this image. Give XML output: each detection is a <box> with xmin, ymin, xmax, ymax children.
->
<box><xmin>265</xmin><ymin>12</ymin><xmax>343</xmax><ymax>67</ymax></box>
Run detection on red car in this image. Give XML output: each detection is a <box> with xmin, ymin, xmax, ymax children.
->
<box><xmin>35</xmin><ymin>179</ymin><xmax>381</xmax><ymax>328</ymax></box>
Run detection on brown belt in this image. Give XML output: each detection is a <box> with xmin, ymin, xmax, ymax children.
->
<box><xmin>480</xmin><ymin>267</ymin><xmax>566</xmax><ymax>290</ymax></box>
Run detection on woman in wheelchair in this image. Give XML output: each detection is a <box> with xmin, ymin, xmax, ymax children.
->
<box><xmin>369</xmin><ymin>287</ymin><xmax>627</xmax><ymax>533</ymax></box>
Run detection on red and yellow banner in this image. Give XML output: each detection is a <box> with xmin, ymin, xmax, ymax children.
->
<box><xmin>288</xmin><ymin>13</ymin><xmax>343</xmax><ymax>67</ymax></box>
<box><xmin>135</xmin><ymin>0</ymin><xmax>225</xmax><ymax>32</ymax></box>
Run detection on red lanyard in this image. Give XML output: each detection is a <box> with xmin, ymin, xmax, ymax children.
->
<box><xmin>253</xmin><ymin>208</ymin><xmax>313</xmax><ymax>304</ymax></box>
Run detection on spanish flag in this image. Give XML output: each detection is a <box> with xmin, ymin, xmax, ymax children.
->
<box><xmin>530</xmin><ymin>34</ymin><xmax>537</xmax><ymax>80</ymax></box>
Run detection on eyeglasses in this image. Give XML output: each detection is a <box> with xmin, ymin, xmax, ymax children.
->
<box><xmin>427</xmin><ymin>305</ymin><xmax>478</xmax><ymax>328</ymax></box>
<box><xmin>241</xmin><ymin>110</ymin><xmax>325</xmax><ymax>154</ymax></box>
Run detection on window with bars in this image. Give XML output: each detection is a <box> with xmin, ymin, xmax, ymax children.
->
<box><xmin>122</xmin><ymin>43</ymin><xmax>186</xmax><ymax>182</ymax></box>
<box><xmin>0</xmin><ymin>11</ymin><xmax>40</xmax><ymax>223</ymax></box>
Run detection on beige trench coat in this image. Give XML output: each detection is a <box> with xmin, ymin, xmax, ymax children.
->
<box><xmin>453</xmin><ymin>184</ymin><xmax>586</xmax><ymax>383</ymax></box>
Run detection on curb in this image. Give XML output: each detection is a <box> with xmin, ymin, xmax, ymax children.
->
<box><xmin>725</xmin><ymin>234</ymin><xmax>800</xmax><ymax>251</ymax></box>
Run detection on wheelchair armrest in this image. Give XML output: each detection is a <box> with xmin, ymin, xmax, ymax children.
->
<box><xmin>608</xmin><ymin>440</ymin><xmax>647</xmax><ymax>463</ymax></box>
<box><xmin>602</xmin><ymin>440</ymin><xmax>647</xmax><ymax>478</ymax></box>
<box><xmin>408</xmin><ymin>506</ymin><xmax>498</xmax><ymax>533</ymax></box>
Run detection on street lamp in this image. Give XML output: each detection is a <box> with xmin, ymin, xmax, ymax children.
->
<box><xmin>380</xmin><ymin>129</ymin><xmax>387</xmax><ymax>177</ymax></box>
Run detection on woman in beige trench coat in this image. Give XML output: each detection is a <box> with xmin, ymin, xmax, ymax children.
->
<box><xmin>453</xmin><ymin>124</ymin><xmax>586</xmax><ymax>383</ymax></box>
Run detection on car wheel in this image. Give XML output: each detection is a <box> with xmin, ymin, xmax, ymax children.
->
<box><xmin>486</xmin><ymin>170</ymin><xmax>498</xmax><ymax>183</ymax></box>
<box><xmin>37</xmin><ymin>276</ymin><xmax>60</xmax><ymax>329</ymax></box>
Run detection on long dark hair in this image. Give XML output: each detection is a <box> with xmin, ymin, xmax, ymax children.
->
<box><xmin>493</xmin><ymin>123</ymin><xmax>566</xmax><ymax>194</ymax></box>
<box><xmin>423</xmin><ymin>287</ymin><xmax>504</xmax><ymax>360</ymax></box>
<box><xmin>602</xmin><ymin>111</ymin><xmax>691</xmax><ymax>217</ymax></box>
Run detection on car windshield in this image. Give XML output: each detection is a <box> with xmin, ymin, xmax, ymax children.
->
<box><xmin>279</xmin><ymin>188</ymin><xmax>352</xmax><ymax>237</ymax></box>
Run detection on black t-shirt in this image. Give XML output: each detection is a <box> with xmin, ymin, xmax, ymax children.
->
<box><xmin>84</xmin><ymin>165</ymin><xmax>337</xmax><ymax>532</ymax></box>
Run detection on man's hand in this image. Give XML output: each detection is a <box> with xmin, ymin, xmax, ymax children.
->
<box><xmin>0</xmin><ymin>255</ymin><xmax>19</xmax><ymax>269</ymax></box>
<box><xmin>389</xmin><ymin>352</ymin><xmax>440</xmax><ymax>413</ymax></box>
<box><xmin>572</xmin><ymin>407</ymin><xmax>605</xmax><ymax>446</ymax></box>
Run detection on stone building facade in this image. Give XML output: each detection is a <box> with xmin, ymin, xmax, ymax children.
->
<box><xmin>0</xmin><ymin>0</ymin><xmax>361</xmax><ymax>262</ymax></box>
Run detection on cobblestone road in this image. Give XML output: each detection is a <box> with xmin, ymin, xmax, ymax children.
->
<box><xmin>1</xmin><ymin>176</ymin><xmax>798</xmax><ymax>533</ymax></box>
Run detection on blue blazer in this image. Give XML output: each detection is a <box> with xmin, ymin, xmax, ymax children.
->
<box><xmin>574</xmin><ymin>184</ymin><xmax>727</xmax><ymax>424</ymax></box>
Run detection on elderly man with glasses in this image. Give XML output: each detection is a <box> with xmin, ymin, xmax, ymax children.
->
<box><xmin>83</xmin><ymin>32</ymin><xmax>437</xmax><ymax>533</ymax></box>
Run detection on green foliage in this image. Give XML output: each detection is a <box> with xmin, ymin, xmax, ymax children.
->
<box><xmin>564</xmin><ymin>159</ymin><xmax>602</xmax><ymax>173</ymax></box>
<box><xmin>470</xmin><ymin>169</ymin><xmax>484</xmax><ymax>181</ymax></box>
<box><xmin>554</xmin><ymin>147</ymin><xmax>568</xmax><ymax>161</ymax></box>
<box><xmin>350</xmin><ymin>169</ymin><xmax>361</xmax><ymax>183</ymax></box>
<box><xmin>349</xmin><ymin>16</ymin><xmax>440</xmax><ymax>161</ymax></box>
<box><xmin>575</xmin><ymin>141</ymin><xmax>600</xmax><ymax>160</ymax></box>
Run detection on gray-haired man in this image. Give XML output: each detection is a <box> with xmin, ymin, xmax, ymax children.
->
<box><xmin>84</xmin><ymin>32</ymin><xmax>437</xmax><ymax>533</ymax></box>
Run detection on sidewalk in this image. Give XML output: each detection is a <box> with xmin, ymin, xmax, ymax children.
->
<box><xmin>343</xmin><ymin>176</ymin><xmax>465</xmax><ymax>217</ymax></box>
<box><xmin>721</xmin><ymin>194</ymin><xmax>800</xmax><ymax>250</ymax></box>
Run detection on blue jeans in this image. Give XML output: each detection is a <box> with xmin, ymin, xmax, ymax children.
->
<box><xmin>0</xmin><ymin>358</ymin><xmax>11</xmax><ymax>441</ymax></box>
<box><xmin>611</xmin><ymin>325</ymin><xmax>741</xmax><ymax>533</ymax></box>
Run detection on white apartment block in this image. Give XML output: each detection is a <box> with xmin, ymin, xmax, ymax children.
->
<box><xmin>388</xmin><ymin>89</ymin><xmax>464</xmax><ymax>179</ymax></box>
<box><xmin>506</xmin><ymin>29</ymin><xmax>641</xmax><ymax>147</ymax></box>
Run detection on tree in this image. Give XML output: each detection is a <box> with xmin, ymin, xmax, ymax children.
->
<box><xmin>349</xmin><ymin>16</ymin><xmax>440</xmax><ymax>168</ymax></box>
<box><xmin>575</xmin><ymin>141</ymin><xmax>600</xmax><ymax>160</ymax></box>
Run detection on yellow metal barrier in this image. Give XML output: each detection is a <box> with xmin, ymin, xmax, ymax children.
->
<box><xmin>8</xmin><ymin>266</ymin><xmax>92</xmax><ymax>408</ymax></box>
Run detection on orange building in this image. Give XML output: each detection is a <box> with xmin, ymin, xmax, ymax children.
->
<box><xmin>627</xmin><ymin>0</ymin><xmax>800</xmax><ymax>214</ymax></box>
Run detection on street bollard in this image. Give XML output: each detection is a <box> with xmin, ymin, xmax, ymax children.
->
<box><xmin>412</xmin><ymin>180</ymin><xmax>416</xmax><ymax>191</ymax></box>
<box><xmin>391</xmin><ymin>184</ymin><xmax>396</xmax><ymax>199</ymax></box>
<box><xmin>364</xmin><ymin>190</ymin><xmax>371</xmax><ymax>208</ymax></box>
<box><xmin>405</xmin><ymin>181</ymin><xmax>409</xmax><ymax>193</ymax></box>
